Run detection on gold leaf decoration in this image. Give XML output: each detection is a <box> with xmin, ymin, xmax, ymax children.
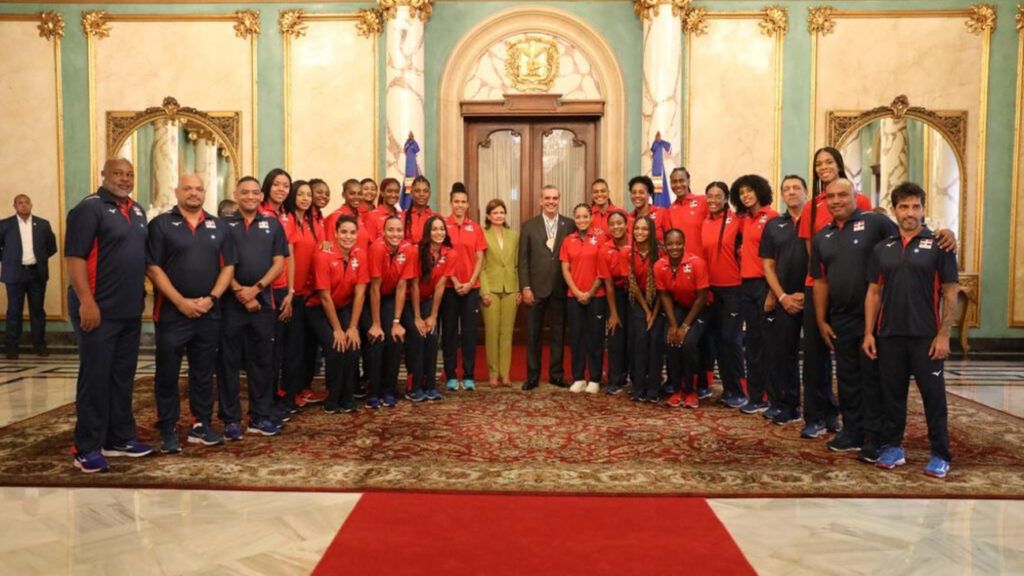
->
<box><xmin>759</xmin><ymin>5</ymin><xmax>789</xmax><ymax>37</ymax></box>
<box><xmin>38</xmin><ymin>11</ymin><xmax>64</xmax><ymax>40</ymax></box>
<box><xmin>357</xmin><ymin>8</ymin><xmax>385</xmax><ymax>38</ymax></box>
<box><xmin>682</xmin><ymin>7</ymin><xmax>709</xmax><ymax>36</ymax></box>
<box><xmin>379</xmin><ymin>0</ymin><xmax>433</xmax><ymax>23</ymax></box>
<box><xmin>807</xmin><ymin>6</ymin><xmax>836</xmax><ymax>35</ymax></box>
<box><xmin>233</xmin><ymin>10</ymin><xmax>260</xmax><ymax>39</ymax></box>
<box><xmin>633</xmin><ymin>0</ymin><xmax>691</xmax><ymax>22</ymax></box>
<box><xmin>279</xmin><ymin>9</ymin><xmax>307</xmax><ymax>39</ymax></box>
<box><xmin>965</xmin><ymin>4</ymin><xmax>997</xmax><ymax>35</ymax></box>
<box><xmin>81</xmin><ymin>11</ymin><xmax>110</xmax><ymax>39</ymax></box>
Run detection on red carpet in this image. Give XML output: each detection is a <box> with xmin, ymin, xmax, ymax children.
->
<box><xmin>468</xmin><ymin>344</ymin><xmax>573</xmax><ymax>382</ymax></box>
<box><xmin>313</xmin><ymin>493</ymin><xmax>755</xmax><ymax>575</ymax></box>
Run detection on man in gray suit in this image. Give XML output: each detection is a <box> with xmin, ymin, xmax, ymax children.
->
<box><xmin>1</xmin><ymin>194</ymin><xmax>58</xmax><ymax>358</ymax></box>
<box><xmin>518</xmin><ymin>185</ymin><xmax>573</xmax><ymax>390</ymax></box>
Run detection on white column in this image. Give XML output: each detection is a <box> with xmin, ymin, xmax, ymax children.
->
<box><xmin>879</xmin><ymin>117</ymin><xmax>909</xmax><ymax>213</ymax></box>
<box><xmin>195</xmin><ymin>137</ymin><xmax>221</xmax><ymax>215</ymax></box>
<box><xmin>927</xmin><ymin>129</ymin><xmax>960</xmax><ymax>234</ymax></box>
<box><xmin>640</xmin><ymin>2</ymin><xmax>683</xmax><ymax>200</ymax></box>
<box><xmin>149</xmin><ymin>118</ymin><xmax>179</xmax><ymax>220</ymax></box>
<box><xmin>384</xmin><ymin>4</ymin><xmax>426</xmax><ymax>185</ymax></box>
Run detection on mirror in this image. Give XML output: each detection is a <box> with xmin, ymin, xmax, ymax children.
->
<box><xmin>827</xmin><ymin>95</ymin><xmax>966</xmax><ymax>243</ymax></box>
<box><xmin>107</xmin><ymin>97</ymin><xmax>241</xmax><ymax>219</ymax></box>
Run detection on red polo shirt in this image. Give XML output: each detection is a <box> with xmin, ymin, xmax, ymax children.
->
<box><xmin>405</xmin><ymin>207</ymin><xmax>435</xmax><ymax>244</ymax></box>
<box><xmin>628</xmin><ymin>205</ymin><xmax>671</xmax><ymax>244</ymax></box>
<box><xmin>668</xmin><ymin>194</ymin><xmax>709</xmax><ymax>256</ymax></box>
<box><xmin>601</xmin><ymin>242</ymin><xmax>629</xmax><ymax>289</ymax></box>
<box><xmin>259</xmin><ymin>205</ymin><xmax>292</xmax><ymax>291</ymax></box>
<box><xmin>364</xmin><ymin>205</ymin><xmax>403</xmax><ymax>242</ymax></box>
<box><xmin>655</xmin><ymin>254</ymin><xmax>710</xmax><ymax>309</ymax></box>
<box><xmin>559</xmin><ymin>230</ymin><xmax>611</xmax><ymax>298</ymax></box>
<box><xmin>739</xmin><ymin>206</ymin><xmax>779</xmax><ymax>279</ymax></box>
<box><xmin>323</xmin><ymin>204</ymin><xmax>372</xmax><ymax>247</ymax></box>
<box><xmin>368</xmin><ymin>238</ymin><xmax>417</xmax><ymax>295</ymax></box>
<box><xmin>282</xmin><ymin>215</ymin><xmax>324</xmax><ymax>296</ymax></box>
<box><xmin>306</xmin><ymin>245</ymin><xmax>370</xmax><ymax>309</ymax></box>
<box><xmin>700</xmin><ymin>210</ymin><xmax>743</xmax><ymax>288</ymax></box>
<box><xmin>628</xmin><ymin>247</ymin><xmax>664</xmax><ymax>301</ymax></box>
<box><xmin>445</xmin><ymin>215</ymin><xmax>487</xmax><ymax>288</ymax></box>
<box><xmin>412</xmin><ymin>245</ymin><xmax>458</xmax><ymax>303</ymax></box>
<box><xmin>590</xmin><ymin>203</ymin><xmax>617</xmax><ymax>238</ymax></box>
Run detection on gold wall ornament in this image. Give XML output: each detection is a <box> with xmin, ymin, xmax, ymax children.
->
<box><xmin>233</xmin><ymin>10</ymin><xmax>260</xmax><ymax>39</ymax></box>
<box><xmin>759</xmin><ymin>5</ymin><xmax>789</xmax><ymax>37</ymax></box>
<box><xmin>807</xmin><ymin>5</ymin><xmax>836</xmax><ymax>35</ymax></box>
<box><xmin>827</xmin><ymin>96</ymin><xmax>967</xmax><ymax>159</ymax></box>
<box><xmin>357</xmin><ymin>8</ymin><xmax>384</xmax><ymax>38</ymax></box>
<box><xmin>279</xmin><ymin>9</ymin><xmax>307</xmax><ymax>39</ymax></box>
<box><xmin>965</xmin><ymin>3</ymin><xmax>997</xmax><ymax>35</ymax></box>
<box><xmin>379</xmin><ymin>0</ymin><xmax>433</xmax><ymax>23</ymax></box>
<box><xmin>37</xmin><ymin>11</ymin><xmax>65</xmax><ymax>41</ymax></box>
<box><xmin>681</xmin><ymin>7</ymin><xmax>709</xmax><ymax>36</ymax></box>
<box><xmin>634</xmin><ymin>0</ymin><xmax>691</xmax><ymax>21</ymax></box>
<box><xmin>1015</xmin><ymin>4</ymin><xmax>1023</xmax><ymax>32</ymax></box>
<box><xmin>504</xmin><ymin>35</ymin><xmax>560</xmax><ymax>93</ymax></box>
<box><xmin>81</xmin><ymin>11</ymin><xmax>110</xmax><ymax>39</ymax></box>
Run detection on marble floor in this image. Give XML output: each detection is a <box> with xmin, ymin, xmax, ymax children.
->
<box><xmin>1</xmin><ymin>354</ymin><xmax>1021</xmax><ymax>575</ymax></box>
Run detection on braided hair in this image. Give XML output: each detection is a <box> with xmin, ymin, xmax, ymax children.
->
<box><xmin>628</xmin><ymin>216</ymin><xmax>658</xmax><ymax>309</ymax></box>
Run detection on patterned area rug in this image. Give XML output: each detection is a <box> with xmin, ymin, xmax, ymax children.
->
<box><xmin>1</xmin><ymin>378</ymin><xmax>1022</xmax><ymax>497</ymax></box>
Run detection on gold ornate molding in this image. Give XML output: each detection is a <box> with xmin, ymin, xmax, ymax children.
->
<box><xmin>279</xmin><ymin>9</ymin><xmax>307</xmax><ymax>38</ymax></box>
<box><xmin>379</xmin><ymin>0</ymin><xmax>433</xmax><ymax>22</ymax></box>
<box><xmin>827</xmin><ymin>96</ymin><xmax>967</xmax><ymax>161</ymax></box>
<box><xmin>807</xmin><ymin>5</ymin><xmax>836</xmax><ymax>35</ymax></box>
<box><xmin>965</xmin><ymin>3</ymin><xmax>997</xmax><ymax>35</ymax></box>
<box><xmin>634</xmin><ymin>0</ymin><xmax>691</xmax><ymax>21</ymax></box>
<box><xmin>1015</xmin><ymin>4</ymin><xmax>1023</xmax><ymax>33</ymax></box>
<box><xmin>233</xmin><ymin>9</ymin><xmax>260</xmax><ymax>39</ymax></box>
<box><xmin>759</xmin><ymin>5</ymin><xmax>788</xmax><ymax>37</ymax></box>
<box><xmin>957</xmin><ymin>273</ymin><xmax>980</xmax><ymax>330</ymax></box>
<box><xmin>505</xmin><ymin>35</ymin><xmax>560</xmax><ymax>93</ymax></box>
<box><xmin>681</xmin><ymin>7</ymin><xmax>709</xmax><ymax>36</ymax></box>
<box><xmin>81</xmin><ymin>11</ymin><xmax>110</xmax><ymax>39</ymax></box>
<box><xmin>357</xmin><ymin>8</ymin><xmax>385</xmax><ymax>37</ymax></box>
<box><xmin>37</xmin><ymin>11</ymin><xmax>65</xmax><ymax>40</ymax></box>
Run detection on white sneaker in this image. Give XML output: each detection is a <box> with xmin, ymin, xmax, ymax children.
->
<box><xmin>585</xmin><ymin>381</ymin><xmax>600</xmax><ymax>394</ymax></box>
<box><xmin>569</xmin><ymin>380</ymin><xmax>587</xmax><ymax>393</ymax></box>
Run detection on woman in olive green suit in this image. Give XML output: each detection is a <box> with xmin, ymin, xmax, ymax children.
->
<box><xmin>480</xmin><ymin>199</ymin><xmax>520</xmax><ymax>386</ymax></box>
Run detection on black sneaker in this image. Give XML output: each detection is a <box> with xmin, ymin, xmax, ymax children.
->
<box><xmin>827</xmin><ymin>433</ymin><xmax>863</xmax><ymax>452</ymax></box>
<box><xmin>772</xmin><ymin>407</ymin><xmax>802</xmax><ymax>426</ymax></box>
<box><xmin>857</xmin><ymin>443</ymin><xmax>881</xmax><ymax>464</ymax></box>
<box><xmin>323</xmin><ymin>403</ymin><xmax>344</xmax><ymax>414</ymax></box>
<box><xmin>825</xmin><ymin>414</ymin><xmax>842</xmax><ymax>433</ymax></box>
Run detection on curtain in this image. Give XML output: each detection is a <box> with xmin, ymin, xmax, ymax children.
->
<box><xmin>542</xmin><ymin>129</ymin><xmax>586</xmax><ymax>217</ymax></box>
<box><xmin>477</xmin><ymin>130</ymin><xmax>522</xmax><ymax>230</ymax></box>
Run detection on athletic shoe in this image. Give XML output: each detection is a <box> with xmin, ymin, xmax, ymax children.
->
<box><xmin>406</xmin><ymin>390</ymin><xmax>427</xmax><ymax>402</ymax></box>
<box><xmin>247</xmin><ymin>419</ymin><xmax>281</xmax><ymax>437</ymax></box>
<box><xmin>826</xmin><ymin>433</ymin><xmax>863</xmax><ymax>453</ymax></box>
<box><xmin>271</xmin><ymin>404</ymin><xmax>293</xmax><ymax>423</ymax></box>
<box><xmin>697</xmin><ymin>386</ymin><xmax>713</xmax><ymax>400</ymax></box>
<box><xmin>666</xmin><ymin>391</ymin><xmax>683</xmax><ymax>407</ymax></box>
<box><xmin>721</xmin><ymin>394</ymin><xmax>747</xmax><ymax>409</ymax></box>
<box><xmin>300</xmin><ymin>389</ymin><xmax>328</xmax><ymax>405</ymax></box>
<box><xmin>322</xmin><ymin>403</ymin><xmax>344</xmax><ymax>414</ymax></box>
<box><xmin>800</xmin><ymin>421</ymin><xmax>827</xmax><ymax>439</ymax></box>
<box><xmin>772</xmin><ymin>408</ymin><xmax>802</xmax><ymax>426</ymax></box>
<box><xmin>73</xmin><ymin>450</ymin><xmax>109</xmax><ymax>473</ymax></box>
<box><xmin>605</xmin><ymin>384</ymin><xmax>623</xmax><ymax>396</ymax></box>
<box><xmin>644</xmin><ymin>389</ymin><xmax>661</xmax><ymax>403</ymax></box>
<box><xmin>353</xmin><ymin>382</ymin><xmax>368</xmax><ymax>399</ymax></box>
<box><xmin>101</xmin><ymin>440</ymin><xmax>154</xmax><ymax>458</ymax></box>
<box><xmin>857</xmin><ymin>443</ymin><xmax>881</xmax><ymax>464</ymax></box>
<box><xmin>585</xmin><ymin>381</ymin><xmax>600</xmax><ymax>394</ymax></box>
<box><xmin>340</xmin><ymin>403</ymin><xmax>359</xmax><ymax>413</ymax></box>
<box><xmin>365</xmin><ymin>397</ymin><xmax>381</xmax><ymax>409</ymax></box>
<box><xmin>876</xmin><ymin>446</ymin><xmax>906</xmax><ymax>470</ymax></box>
<box><xmin>223</xmin><ymin>422</ymin><xmax>243</xmax><ymax>442</ymax></box>
<box><xmin>762</xmin><ymin>405</ymin><xmax>782</xmax><ymax>420</ymax></box>
<box><xmin>683</xmin><ymin>393</ymin><xmax>699</xmax><ymax>409</ymax></box>
<box><xmin>446</xmin><ymin>379</ymin><xmax>459</xmax><ymax>391</ymax></box>
<box><xmin>740</xmin><ymin>400</ymin><xmax>770</xmax><ymax>415</ymax></box>
<box><xmin>825</xmin><ymin>414</ymin><xmax>842</xmax><ymax>433</ymax></box>
<box><xmin>463</xmin><ymin>380</ymin><xmax>477</xmax><ymax>391</ymax></box>
<box><xmin>629</xmin><ymin>391</ymin><xmax>643</xmax><ymax>402</ymax></box>
<box><xmin>569</xmin><ymin>380</ymin><xmax>587</xmax><ymax>393</ymax></box>
<box><xmin>382</xmin><ymin>395</ymin><xmax>397</xmax><ymax>408</ymax></box>
<box><xmin>924</xmin><ymin>456</ymin><xmax>950</xmax><ymax>479</ymax></box>
<box><xmin>160</xmin><ymin>432</ymin><xmax>182</xmax><ymax>454</ymax></box>
<box><xmin>426</xmin><ymin>389</ymin><xmax>443</xmax><ymax>401</ymax></box>
<box><xmin>187</xmin><ymin>422</ymin><xmax>224</xmax><ymax>447</ymax></box>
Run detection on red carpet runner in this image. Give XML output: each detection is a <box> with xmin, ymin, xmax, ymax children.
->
<box><xmin>313</xmin><ymin>493</ymin><xmax>755</xmax><ymax>575</ymax></box>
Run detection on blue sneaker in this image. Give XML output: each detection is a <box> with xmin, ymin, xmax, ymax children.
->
<box><xmin>876</xmin><ymin>446</ymin><xmax>906</xmax><ymax>470</ymax></box>
<box><xmin>605</xmin><ymin>383</ymin><xmax>623</xmax><ymax>396</ymax></box>
<box><xmin>462</xmin><ymin>380</ymin><xmax>476</xmax><ymax>391</ymax></box>
<box><xmin>160</xmin><ymin>432</ymin><xmax>182</xmax><ymax>454</ymax></box>
<box><xmin>223</xmin><ymin>422</ymin><xmax>243</xmax><ymax>442</ymax></box>
<box><xmin>722</xmin><ymin>394</ymin><xmax>748</xmax><ymax>409</ymax></box>
<box><xmin>740</xmin><ymin>400</ymin><xmax>770</xmax><ymax>415</ymax></box>
<box><xmin>406</xmin><ymin>390</ymin><xmax>427</xmax><ymax>402</ymax></box>
<box><xmin>762</xmin><ymin>405</ymin><xmax>783</xmax><ymax>420</ymax></box>
<box><xmin>365</xmin><ymin>396</ymin><xmax>381</xmax><ymax>409</ymax></box>
<box><xmin>101</xmin><ymin>440</ymin><xmax>154</xmax><ymax>458</ymax></box>
<box><xmin>246</xmin><ymin>419</ymin><xmax>281</xmax><ymax>436</ymax></box>
<box><xmin>697</xmin><ymin>386</ymin><xmax>713</xmax><ymax>400</ymax></box>
<box><xmin>187</xmin><ymin>422</ymin><xmax>224</xmax><ymax>447</ymax></box>
<box><xmin>446</xmin><ymin>379</ymin><xmax>459</xmax><ymax>391</ymax></box>
<box><xmin>426</xmin><ymin>389</ymin><xmax>443</xmax><ymax>401</ymax></box>
<box><xmin>800</xmin><ymin>421</ymin><xmax>827</xmax><ymax>439</ymax></box>
<box><xmin>382</xmin><ymin>395</ymin><xmax>397</xmax><ymax>408</ymax></box>
<box><xmin>73</xmin><ymin>450</ymin><xmax>110</xmax><ymax>473</ymax></box>
<box><xmin>924</xmin><ymin>456</ymin><xmax>950</xmax><ymax>479</ymax></box>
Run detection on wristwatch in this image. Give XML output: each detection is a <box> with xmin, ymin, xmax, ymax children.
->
<box><xmin>256</xmin><ymin>281</ymin><xmax>265</xmax><ymax>290</ymax></box>
<box><xmin>208</xmin><ymin>294</ymin><xmax>219</xmax><ymax>304</ymax></box>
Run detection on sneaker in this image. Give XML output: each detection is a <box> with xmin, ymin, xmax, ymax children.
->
<box><xmin>187</xmin><ymin>422</ymin><xmax>224</xmax><ymax>447</ymax></box>
<box><xmin>772</xmin><ymin>408</ymin><xmax>803</xmax><ymax>426</ymax></box>
<box><xmin>697</xmin><ymin>386</ymin><xmax>713</xmax><ymax>400</ymax></box>
<box><xmin>924</xmin><ymin>456</ymin><xmax>950</xmax><ymax>479</ymax></box>
<box><xmin>382</xmin><ymin>395</ymin><xmax>397</xmax><ymax>408</ymax></box>
<box><xmin>569</xmin><ymin>380</ymin><xmax>587</xmax><ymax>393</ymax></box>
<box><xmin>340</xmin><ymin>403</ymin><xmax>359</xmax><ymax>413</ymax></box>
<box><xmin>857</xmin><ymin>443</ymin><xmax>881</xmax><ymax>464</ymax></box>
<box><xmin>73</xmin><ymin>450</ymin><xmax>110</xmax><ymax>473</ymax></box>
<box><xmin>827</xmin><ymin>432</ymin><xmax>863</xmax><ymax>453</ymax></box>
<box><xmin>271</xmin><ymin>404</ymin><xmax>293</xmax><ymax>423</ymax></box>
<box><xmin>740</xmin><ymin>400</ymin><xmax>770</xmax><ymax>415</ymax></box>
<box><xmin>160</xmin><ymin>432</ymin><xmax>182</xmax><ymax>454</ymax></box>
<box><xmin>666</xmin><ymin>391</ymin><xmax>683</xmax><ymax>407</ymax></box>
<box><xmin>585</xmin><ymin>381</ymin><xmax>600</xmax><ymax>394</ymax></box>
<box><xmin>223</xmin><ymin>422</ymin><xmax>243</xmax><ymax>442</ymax></box>
<box><xmin>463</xmin><ymin>380</ymin><xmax>477</xmax><ymax>391</ymax></box>
<box><xmin>876</xmin><ymin>446</ymin><xmax>906</xmax><ymax>470</ymax></box>
<box><xmin>605</xmin><ymin>383</ymin><xmax>623</xmax><ymax>396</ymax></box>
<box><xmin>800</xmin><ymin>421</ymin><xmax>827</xmax><ymax>439</ymax></box>
<box><xmin>446</xmin><ymin>379</ymin><xmax>459</xmax><ymax>391</ymax></box>
<box><xmin>406</xmin><ymin>390</ymin><xmax>427</xmax><ymax>402</ymax></box>
<box><xmin>683</xmin><ymin>393</ymin><xmax>699</xmax><ymax>409</ymax></box>
<box><xmin>300</xmin><ymin>389</ymin><xmax>328</xmax><ymax>405</ymax></box>
<box><xmin>629</xmin><ymin>390</ymin><xmax>643</xmax><ymax>402</ymax></box>
<box><xmin>365</xmin><ymin>397</ymin><xmax>381</xmax><ymax>409</ymax></box>
<box><xmin>246</xmin><ymin>419</ymin><xmax>281</xmax><ymax>436</ymax></box>
<box><xmin>722</xmin><ymin>394</ymin><xmax>747</xmax><ymax>409</ymax></box>
<box><xmin>353</xmin><ymin>384</ymin><xmax>368</xmax><ymax>399</ymax></box>
<box><xmin>322</xmin><ymin>403</ymin><xmax>344</xmax><ymax>414</ymax></box>
<box><xmin>101</xmin><ymin>440</ymin><xmax>154</xmax><ymax>458</ymax></box>
<box><xmin>762</xmin><ymin>405</ymin><xmax>783</xmax><ymax>420</ymax></box>
<box><xmin>825</xmin><ymin>414</ymin><xmax>842</xmax><ymax>433</ymax></box>
<box><xmin>425</xmin><ymin>389</ymin><xmax>443</xmax><ymax>401</ymax></box>
<box><xmin>644</xmin><ymin>389</ymin><xmax>661</xmax><ymax>403</ymax></box>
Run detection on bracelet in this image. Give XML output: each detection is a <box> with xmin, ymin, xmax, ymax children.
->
<box><xmin>778</xmin><ymin>293</ymin><xmax>786</xmax><ymax>301</ymax></box>
<box><xmin>392</xmin><ymin>318</ymin><xmax>401</xmax><ymax>323</ymax></box>
<box><xmin>681</xmin><ymin>323</ymin><xmax>690</xmax><ymax>330</ymax></box>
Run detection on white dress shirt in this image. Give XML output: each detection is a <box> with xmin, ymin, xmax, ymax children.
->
<box><xmin>18</xmin><ymin>216</ymin><xmax>36</xmax><ymax>265</ymax></box>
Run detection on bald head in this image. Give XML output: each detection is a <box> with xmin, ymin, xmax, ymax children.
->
<box><xmin>175</xmin><ymin>173</ymin><xmax>206</xmax><ymax>213</ymax></box>
<box><xmin>100</xmin><ymin>158</ymin><xmax>135</xmax><ymax>199</ymax></box>
<box><xmin>824</xmin><ymin>177</ymin><xmax>857</xmax><ymax>222</ymax></box>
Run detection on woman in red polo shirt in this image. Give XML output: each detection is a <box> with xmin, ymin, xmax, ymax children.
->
<box><xmin>306</xmin><ymin>215</ymin><xmax>368</xmax><ymax>413</ymax></box>
<box><xmin>364</xmin><ymin>177</ymin><xmax>403</xmax><ymax>241</ymax></box>
<box><xmin>407</xmin><ymin>215</ymin><xmax>458</xmax><ymax>402</ymax></box>
<box><xmin>628</xmin><ymin>175</ymin><xmax>671</xmax><ymax>244</ymax></box>
<box><xmin>600</xmin><ymin>209</ymin><xmax>629</xmax><ymax>395</ymax></box>
<box><xmin>559</xmin><ymin>204</ymin><xmax>613</xmax><ymax>394</ymax></box>
<box><xmin>367</xmin><ymin>216</ymin><xmax>417</xmax><ymax>408</ymax></box>
<box><xmin>700</xmin><ymin>181</ymin><xmax>747</xmax><ymax>408</ymax></box>
<box><xmin>657</xmin><ymin>228</ymin><xmax>710</xmax><ymax>409</ymax></box>
<box><xmin>441</xmin><ymin>184</ymin><xmax>487</xmax><ymax>391</ymax></box>
<box><xmin>627</xmin><ymin>215</ymin><xmax>665</xmax><ymax>403</ymax></box>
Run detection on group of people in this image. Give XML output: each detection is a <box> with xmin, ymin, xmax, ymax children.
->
<box><xmin>63</xmin><ymin>146</ymin><xmax>960</xmax><ymax>481</ymax></box>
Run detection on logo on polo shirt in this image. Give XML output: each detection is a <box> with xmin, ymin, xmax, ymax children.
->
<box><xmin>352</xmin><ymin>258</ymin><xmax>360</xmax><ymax>268</ymax></box>
<box><xmin>258</xmin><ymin>221</ymin><xmax>269</xmax><ymax>229</ymax></box>
<box><xmin>229</xmin><ymin>222</ymin><xmax>239</xmax><ymax>227</ymax></box>
<box><xmin>172</xmin><ymin>221</ymin><xmax>181</xmax><ymax>226</ymax></box>
<box><xmin>108</xmin><ymin>208</ymin><xmax>116</xmax><ymax>214</ymax></box>
<box><xmin>589</xmin><ymin>236</ymin><xmax>598</xmax><ymax>245</ymax></box>
<box><xmin>690</xmin><ymin>199</ymin><xmax>698</xmax><ymax>208</ymax></box>
<box><xmin>396</xmin><ymin>253</ymin><xmax>407</xmax><ymax>264</ymax></box>
<box><xmin>466</xmin><ymin>225</ymin><xmax>475</xmax><ymax>232</ymax></box>
<box><xmin>133</xmin><ymin>206</ymin><xmax>142</xmax><ymax>216</ymax></box>
<box><xmin>919</xmin><ymin>239</ymin><xmax>933</xmax><ymax>250</ymax></box>
<box><xmin>778</xmin><ymin>222</ymin><xmax>788</xmax><ymax>228</ymax></box>
<box><xmin>853</xmin><ymin>221</ymin><xmax>865</xmax><ymax>232</ymax></box>
<box><xmin>205</xmin><ymin>221</ymin><xmax>216</xmax><ymax>229</ymax></box>
<box><xmin>683</xmin><ymin>264</ymin><xmax>692</xmax><ymax>274</ymax></box>
<box><xmin>825</xmin><ymin>232</ymin><xmax>834</xmax><ymax>238</ymax></box>
<box><xmin>885</xmin><ymin>240</ymin><xmax>897</xmax><ymax>247</ymax></box>
<box><xmin>758</xmin><ymin>214</ymin><xmax>768</xmax><ymax>224</ymax></box>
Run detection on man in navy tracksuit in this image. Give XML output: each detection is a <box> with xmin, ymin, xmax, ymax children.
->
<box><xmin>65</xmin><ymin>158</ymin><xmax>153</xmax><ymax>473</ymax></box>
<box><xmin>863</xmin><ymin>182</ymin><xmax>959</xmax><ymax>479</ymax></box>
<box><xmin>218</xmin><ymin>176</ymin><xmax>287</xmax><ymax>438</ymax></box>
<box><xmin>147</xmin><ymin>174</ymin><xmax>236</xmax><ymax>453</ymax></box>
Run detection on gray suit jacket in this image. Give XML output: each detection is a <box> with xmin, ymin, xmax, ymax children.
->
<box><xmin>517</xmin><ymin>213</ymin><xmax>573</xmax><ymax>299</ymax></box>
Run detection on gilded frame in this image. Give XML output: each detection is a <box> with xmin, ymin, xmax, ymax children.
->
<box><xmin>1009</xmin><ymin>5</ymin><xmax>1024</xmax><ymax>327</ymax></box>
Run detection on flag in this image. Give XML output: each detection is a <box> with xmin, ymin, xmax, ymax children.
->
<box><xmin>400</xmin><ymin>137</ymin><xmax>421</xmax><ymax>211</ymax></box>
<box><xmin>650</xmin><ymin>137</ymin><xmax>672</xmax><ymax>208</ymax></box>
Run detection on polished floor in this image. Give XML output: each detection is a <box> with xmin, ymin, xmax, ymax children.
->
<box><xmin>1</xmin><ymin>354</ymin><xmax>1021</xmax><ymax>575</ymax></box>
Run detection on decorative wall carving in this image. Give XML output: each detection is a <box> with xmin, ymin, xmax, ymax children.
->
<box><xmin>633</xmin><ymin>0</ymin><xmax>691</xmax><ymax>21</ymax></box>
<box><xmin>759</xmin><ymin>5</ymin><xmax>789</xmax><ymax>37</ymax></box>
<box><xmin>233</xmin><ymin>9</ymin><xmax>260</xmax><ymax>39</ymax></box>
<box><xmin>505</xmin><ymin>35</ymin><xmax>560</xmax><ymax>93</ymax></box>
<box><xmin>81</xmin><ymin>11</ymin><xmax>110</xmax><ymax>39</ymax></box>
<box><xmin>681</xmin><ymin>7</ymin><xmax>709</xmax><ymax>35</ymax></box>
<box><xmin>807</xmin><ymin>6</ymin><xmax>836</xmax><ymax>35</ymax></box>
<box><xmin>357</xmin><ymin>8</ymin><xmax>384</xmax><ymax>37</ymax></box>
<box><xmin>279</xmin><ymin>9</ymin><xmax>307</xmax><ymax>39</ymax></box>
<box><xmin>106</xmin><ymin>97</ymin><xmax>241</xmax><ymax>165</ymax></box>
<box><xmin>37</xmin><ymin>11</ymin><xmax>64</xmax><ymax>40</ymax></box>
<box><xmin>965</xmin><ymin>3</ymin><xmax>997</xmax><ymax>35</ymax></box>
<box><xmin>379</xmin><ymin>0</ymin><xmax>432</xmax><ymax>22</ymax></box>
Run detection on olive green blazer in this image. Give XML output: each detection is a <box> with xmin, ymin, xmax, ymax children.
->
<box><xmin>480</xmin><ymin>226</ymin><xmax>519</xmax><ymax>295</ymax></box>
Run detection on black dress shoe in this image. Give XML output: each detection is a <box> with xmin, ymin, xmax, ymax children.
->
<box><xmin>521</xmin><ymin>380</ymin><xmax>539</xmax><ymax>391</ymax></box>
<box><xmin>34</xmin><ymin>347</ymin><xmax>49</xmax><ymax>357</ymax></box>
<box><xmin>548</xmin><ymin>378</ymin><xmax>567</xmax><ymax>388</ymax></box>
<box><xmin>4</xmin><ymin>350</ymin><xmax>17</xmax><ymax>360</ymax></box>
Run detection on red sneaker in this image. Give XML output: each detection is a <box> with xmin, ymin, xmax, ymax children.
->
<box><xmin>683</xmin><ymin>392</ymin><xmax>699</xmax><ymax>409</ymax></box>
<box><xmin>300</xmin><ymin>389</ymin><xmax>328</xmax><ymax>405</ymax></box>
<box><xmin>666</xmin><ymin>391</ymin><xmax>683</xmax><ymax>407</ymax></box>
